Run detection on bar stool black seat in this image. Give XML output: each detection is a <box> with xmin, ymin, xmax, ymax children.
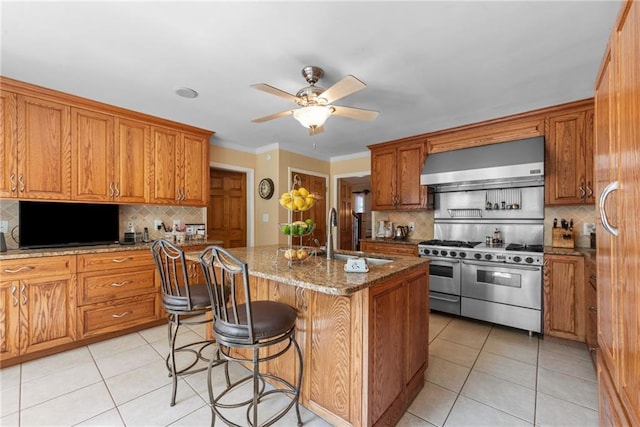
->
<box><xmin>150</xmin><ymin>239</ymin><xmax>222</xmax><ymax>406</ymax></box>
<box><xmin>200</xmin><ymin>246</ymin><xmax>303</xmax><ymax>427</ymax></box>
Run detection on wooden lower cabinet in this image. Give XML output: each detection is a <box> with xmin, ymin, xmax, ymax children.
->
<box><xmin>76</xmin><ymin>250</ymin><xmax>160</xmax><ymax>338</ymax></box>
<box><xmin>542</xmin><ymin>254</ymin><xmax>585</xmax><ymax>341</ymax></box>
<box><xmin>0</xmin><ymin>256</ymin><xmax>77</xmax><ymax>364</ymax></box>
<box><xmin>250</xmin><ymin>266</ymin><xmax>429</xmax><ymax>427</ymax></box>
<box><xmin>585</xmin><ymin>257</ymin><xmax>597</xmax><ymax>366</ymax></box>
<box><xmin>360</xmin><ymin>241</ymin><xmax>418</xmax><ymax>257</ymax></box>
<box><xmin>598</xmin><ymin>354</ymin><xmax>632</xmax><ymax>425</ymax></box>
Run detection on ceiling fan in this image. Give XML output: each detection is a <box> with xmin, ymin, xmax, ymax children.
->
<box><xmin>250</xmin><ymin>65</ymin><xmax>379</xmax><ymax>136</ymax></box>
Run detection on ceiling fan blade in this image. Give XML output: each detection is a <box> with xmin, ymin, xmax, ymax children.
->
<box><xmin>309</xmin><ymin>125</ymin><xmax>325</xmax><ymax>136</ymax></box>
<box><xmin>331</xmin><ymin>105</ymin><xmax>379</xmax><ymax>121</ymax></box>
<box><xmin>250</xmin><ymin>83</ymin><xmax>299</xmax><ymax>103</ymax></box>
<box><xmin>318</xmin><ymin>75</ymin><xmax>366</xmax><ymax>104</ymax></box>
<box><xmin>251</xmin><ymin>109</ymin><xmax>294</xmax><ymax>123</ymax></box>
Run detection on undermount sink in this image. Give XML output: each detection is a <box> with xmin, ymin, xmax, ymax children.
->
<box><xmin>333</xmin><ymin>253</ymin><xmax>393</xmax><ymax>265</ymax></box>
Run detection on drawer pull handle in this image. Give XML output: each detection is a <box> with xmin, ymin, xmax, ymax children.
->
<box><xmin>3</xmin><ymin>265</ymin><xmax>36</xmax><ymax>274</ymax></box>
<box><xmin>11</xmin><ymin>285</ymin><xmax>18</xmax><ymax>307</ymax></box>
<box><xmin>111</xmin><ymin>280</ymin><xmax>132</xmax><ymax>287</ymax></box>
<box><xmin>20</xmin><ymin>283</ymin><xmax>27</xmax><ymax>305</ymax></box>
<box><xmin>112</xmin><ymin>311</ymin><xmax>132</xmax><ymax>318</ymax></box>
<box><xmin>112</xmin><ymin>257</ymin><xmax>134</xmax><ymax>263</ymax></box>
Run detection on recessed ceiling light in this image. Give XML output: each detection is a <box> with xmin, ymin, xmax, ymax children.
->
<box><xmin>175</xmin><ymin>87</ymin><xmax>198</xmax><ymax>99</ymax></box>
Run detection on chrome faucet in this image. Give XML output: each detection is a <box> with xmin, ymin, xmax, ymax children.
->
<box><xmin>326</xmin><ymin>207</ymin><xmax>337</xmax><ymax>259</ymax></box>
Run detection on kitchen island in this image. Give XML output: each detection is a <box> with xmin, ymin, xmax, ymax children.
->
<box><xmin>186</xmin><ymin>245</ymin><xmax>430</xmax><ymax>427</ymax></box>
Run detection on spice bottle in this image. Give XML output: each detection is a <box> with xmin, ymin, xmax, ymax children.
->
<box><xmin>492</xmin><ymin>228</ymin><xmax>501</xmax><ymax>244</ymax></box>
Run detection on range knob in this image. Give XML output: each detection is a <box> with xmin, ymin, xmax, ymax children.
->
<box><xmin>525</xmin><ymin>257</ymin><xmax>534</xmax><ymax>264</ymax></box>
<box><xmin>441</xmin><ymin>250</ymin><xmax>448</xmax><ymax>256</ymax></box>
<box><xmin>431</xmin><ymin>250</ymin><xmax>439</xmax><ymax>256</ymax></box>
<box><xmin>484</xmin><ymin>254</ymin><xmax>493</xmax><ymax>260</ymax></box>
<box><xmin>423</xmin><ymin>249</ymin><xmax>431</xmax><ymax>255</ymax></box>
<box><xmin>459</xmin><ymin>252</ymin><xmax>467</xmax><ymax>258</ymax></box>
<box><xmin>513</xmin><ymin>256</ymin><xmax>522</xmax><ymax>263</ymax></box>
<box><xmin>474</xmin><ymin>253</ymin><xmax>482</xmax><ymax>260</ymax></box>
<box><xmin>449</xmin><ymin>251</ymin><xmax>457</xmax><ymax>257</ymax></box>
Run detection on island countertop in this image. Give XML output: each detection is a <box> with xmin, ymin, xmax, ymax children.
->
<box><xmin>185</xmin><ymin>244</ymin><xmax>429</xmax><ymax>296</ymax></box>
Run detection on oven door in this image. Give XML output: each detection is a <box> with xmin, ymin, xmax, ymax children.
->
<box><xmin>460</xmin><ymin>260</ymin><xmax>541</xmax><ymax>309</ymax></box>
<box><xmin>427</xmin><ymin>257</ymin><xmax>461</xmax><ymax>295</ymax></box>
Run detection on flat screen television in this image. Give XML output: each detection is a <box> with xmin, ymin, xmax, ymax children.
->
<box><xmin>19</xmin><ymin>201</ymin><xmax>120</xmax><ymax>249</ymax></box>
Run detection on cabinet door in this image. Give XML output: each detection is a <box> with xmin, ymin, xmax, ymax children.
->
<box><xmin>16</xmin><ymin>94</ymin><xmax>71</xmax><ymax>200</ymax></box>
<box><xmin>0</xmin><ymin>90</ymin><xmax>18</xmax><ymax>198</ymax></box>
<box><xmin>543</xmin><ymin>255</ymin><xmax>585</xmax><ymax>341</ymax></box>
<box><xmin>545</xmin><ymin>110</ymin><xmax>591</xmax><ymax>205</ymax></box>
<box><xmin>151</xmin><ymin>127</ymin><xmax>179</xmax><ymax>204</ymax></box>
<box><xmin>0</xmin><ymin>280</ymin><xmax>21</xmax><ymax>361</ymax></box>
<box><xmin>371</xmin><ymin>147</ymin><xmax>397</xmax><ymax>210</ymax></box>
<box><xmin>405</xmin><ymin>272</ymin><xmax>428</xmax><ymax>386</ymax></box>
<box><xmin>20</xmin><ymin>274</ymin><xmax>77</xmax><ymax>354</ymax></box>
<box><xmin>71</xmin><ymin>107</ymin><xmax>115</xmax><ymax>201</ymax></box>
<box><xmin>114</xmin><ymin>117</ymin><xmax>150</xmax><ymax>204</ymax></box>
<box><xmin>180</xmin><ymin>132</ymin><xmax>209</xmax><ymax>206</ymax></box>
<box><xmin>396</xmin><ymin>142</ymin><xmax>426</xmax><ymax>209</ymax></box>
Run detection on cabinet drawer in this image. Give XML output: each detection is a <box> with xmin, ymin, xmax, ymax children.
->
<box><xmin>77</xmin><ymin>250</ymin><xmax>153</xmax><ymax>272</ymax></box>
<box><xmin>78</xmin><ymin>267</ymin><xmax>157</xmax><ymax>305</ymax></box>
<box><xmin>78</xmin><ymin>294</ymin><xmax>159</xmax><ymax>338</ymax></box>
<box><xmin>0</xmin><ymin>256</ymin><xmax>75</xmax><ymax>278</ymax></box>
<box><xmin>361</xmin><ymin>242</ymin><xmax>418</xmax><ymax>257</ymax></box>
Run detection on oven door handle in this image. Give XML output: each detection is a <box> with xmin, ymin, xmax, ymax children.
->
<box><xmin>429</xmin><ymin>294</ymin><xmax>460</xmax><ymax>303</ymax></box>
<box><xmin>426</xmin><ymin>258</ymin><xmax>460</xmax><ymax>264</ymax></box>
<box><xmin>462</xmin><ymin>260</ymin><xmax>541</xmax><ymax>271</ymax></box>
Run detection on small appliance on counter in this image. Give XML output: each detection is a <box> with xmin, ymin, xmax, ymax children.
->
<box><xmin>121</xmin><ymin>232</ymin><xmax>142</xmax><ymax>245</ymax></box>
<box><xmin>394</xmin><ymin>225</ymin><xmax>409</xmax><ymax>240</ymax></box>
<box><xmin>376</xmin><ymin>220</ymin><xmax>393</xmax><ymax>238</ymax></box>
<box><xmin>551</xmin><ymin>217</ymin><xmax>575</xmax><ymax>248</ymax></box>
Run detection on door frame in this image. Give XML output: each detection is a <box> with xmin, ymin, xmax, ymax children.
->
<box><xmin>210</xmin><ymin>161</ymin><xmax>255</xmax><ymax>247</ymax></box>
<box><xmin>333</xmin><ymin>170</ymin><xmax>371</xmax><ymax>252</ymax></box>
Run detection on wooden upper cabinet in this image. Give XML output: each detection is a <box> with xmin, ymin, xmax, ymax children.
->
<box><xmin>370</xmin><ymin>139</ymin><xmax>427</xmax><ymax>211</ymax></box>
<box><xmin>12</xmin><ymin>94</ymin><xmax>71</xmax><ymax>200</ymax></box>
<box><xmin>0</xmin><ymin>90</ymin><xmax>18</xmax><ymax>198</ymax></box>
<box><xmin>151</xmin><ymin>127</ymin><xmax>209</xmax><ymax>206</ymax></box>
<box><xmin>72</xmin><ymin>109</ymin><xmax>150</xmax><ymax>203</ymax></box>
<box><xmin>545</xmin><ymin>108</ymin><xmax>595</xmax><ymax>205</ymax></box>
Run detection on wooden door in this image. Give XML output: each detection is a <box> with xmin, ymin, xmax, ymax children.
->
<box><xmin>371</xmin><ymin>147</ymin><xmax>397</xmax><ymax>210</ymax></box>
<box><xmin>291</xmin><ymin>172</ymin><xmax>326</xmax><ymax>247</ymax></box>
<box><xmin>0</xmin><ymin>90</ymin><xmax>17</xmax><ymax>198</ymax></box>
<box><xmin>338</xmin><ymin>179</ymin><xmax>353</xmax><ymax>250</ymax></box>
<box><xmin>71</xmin><ymin>107</ymin><xmax>114</xmax><ymax>202</ymax></box>
<box><xmin>546</xmin><ymin>110</ymin><xmax>590</xmax><ymax>205</ymax></box>
<box><xmin>181</xmin><ymin>132</ymin><xmax>209</xmax><ymax>206</ymax></box>
<box><xmin>594</xmin><ymin>44</ymin><xmax>618</xmax><ymax>383</ymax></box>
<box><xmin>543</xmin><ymin>255</ymin><xmax>585</xmax><ymax>341</ymax></box>
<box><xmin>0</xmin><ymin>279</ymin><xmax>21</xmax><ymax>361</ymax></box>
<box><xmin>16</xmin><ymin>94</ymin><xmax>71</xmax><ymax>200</ymax></box>
<box><xmin>615</xmin><ymin>1</ymin><xmax>640</xmax><ymax>422</ymax></box>
<box><xmin>20</xmin><ymin>274</ymin><xmax>76</xmax><ymax>355</ymax></box>
<box><xmin>114</xmin><ymin>117</ymin><xmax>149</xmax><ymax>204</ymax></box>
<box><xmin>396</xmin><ymin>142</ymin><xmax>426</xmax><ymax>209</ymax></box>
<box><xmin>207</xmin><ymin>169</ymin><xmax>247</xmax><ymax>248</ymax></box>
<box><xmin>151</xmin><ymin>127</ymin><xmax>179</xmax><ymax>204</ymax></box>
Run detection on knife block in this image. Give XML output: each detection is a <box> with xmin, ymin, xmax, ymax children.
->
<box><xmin>552</xmin><ymin>228</ymin><xmax>574</xmax><ymax>248</ymax></box>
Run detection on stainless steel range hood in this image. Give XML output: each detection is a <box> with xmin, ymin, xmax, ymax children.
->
<box><xmin>420</xmin><ymin>137</ymin><xmax>544</xmax><ymax>191</ymax></box>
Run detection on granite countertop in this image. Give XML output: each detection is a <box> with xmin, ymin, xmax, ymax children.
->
<box><xmin>0</xmin><ymin>239</ymin><xmax>223</xmax><ymax>260</ymax></box>
<box><xmin>185</xmin><ymin>245</ymin><xmax>429</xmax><ymax>296</ymax></box>
<box><xmin>359</xmin><ymin>238</ymin><xmax>423</xmax><ymax>246</ymax></box>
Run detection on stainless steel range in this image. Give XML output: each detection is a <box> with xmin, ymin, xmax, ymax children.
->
<box><xmin>419</xmin><ymin>136</ymin><xmax>546</xmax><ymax>334</ymax></box>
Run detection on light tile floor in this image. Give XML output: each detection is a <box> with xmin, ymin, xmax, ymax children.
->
<box><xmin>1</xmin><ymin>312</ymin><xmax>598</xmax><ymax>426</ymax></box>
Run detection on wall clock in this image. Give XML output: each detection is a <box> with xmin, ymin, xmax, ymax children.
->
<box><xmin>258</xmin><ymin>178</ymin><xmax>275</xmax><ymax>199</ymax></box>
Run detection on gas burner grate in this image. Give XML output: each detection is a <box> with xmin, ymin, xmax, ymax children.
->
<box><xmin>506</xmin><ymin>244</ymin><xmax>544</xmax><ymax>253</ymax></box>
<box><xmin>419</xmin><ymin>240</ymin><xmax>481</xmax><ymax>248</ymax></box>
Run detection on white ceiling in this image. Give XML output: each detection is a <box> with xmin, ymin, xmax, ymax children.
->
<box><xmin>0</xmin><ymin>1</ymin><xmax>620</xmax><ymax>161</ymax></box>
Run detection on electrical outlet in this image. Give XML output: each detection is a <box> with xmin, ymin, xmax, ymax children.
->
<box><xmin>0</xmin><ymin>220</ymin><xmax>8</xmax><ymax>233</ymax></box>
<box><xmin>583</xmin><ymin>222</ymin><xmax>596</xmax><ymax>235</ymax></box>
<box><xmin>408</xmin><ymin>222</ymin><xmax>415</xmax><ymax>232</ymax></box>
<box><xmin>154</xmin><ymin>219</ymin><xmax>163</xmax><ymax>230</ymax></box>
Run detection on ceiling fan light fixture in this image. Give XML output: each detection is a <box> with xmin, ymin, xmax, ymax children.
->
<box><xmin>293</xmin><ymin>105</ymin><xmax>332</xmax><ymax>129</ymax></box>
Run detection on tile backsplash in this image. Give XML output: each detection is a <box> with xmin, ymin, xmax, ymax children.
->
<box><xmin>372</xmin><ymin>205</ymin><xmax>596</xmax><ymax>248</ymax></box>
<box><xmin>0</xmin><ymin>200</ymin><xmax>205</xmax><ymax>250</ymax></box>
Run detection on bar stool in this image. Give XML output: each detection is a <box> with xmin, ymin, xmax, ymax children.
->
<box><xmin>150</xmin><ymin>239</ymin><xmax>222</xmax><ymax>406</ymax></box>
<box><xmin>199</xmin><ymin>245</ymin><xmax>303</xmax><ymax>427</ymax></box>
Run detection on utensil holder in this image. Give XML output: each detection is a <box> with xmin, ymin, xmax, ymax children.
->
<box><xmin>552</xmin><ymin>228</ymin><xmax>574</xmax><ymax>248</ymax></box>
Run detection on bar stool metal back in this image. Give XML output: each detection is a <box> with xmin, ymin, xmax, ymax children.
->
<box><xmin>150</xmin><ymin>239</ymin><xmax>220</xmax><ymax>406</ymax></box>
<box><xmin>200</xmin><ymin>246</ymin><xmax>303</xmax><ymax>427</ymax></box>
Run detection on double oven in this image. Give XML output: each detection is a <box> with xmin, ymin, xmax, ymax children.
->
<box><xmin>419</xmin><ymin>185</ymin><xmax>545</xmax><ymax>334</ymax></box>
